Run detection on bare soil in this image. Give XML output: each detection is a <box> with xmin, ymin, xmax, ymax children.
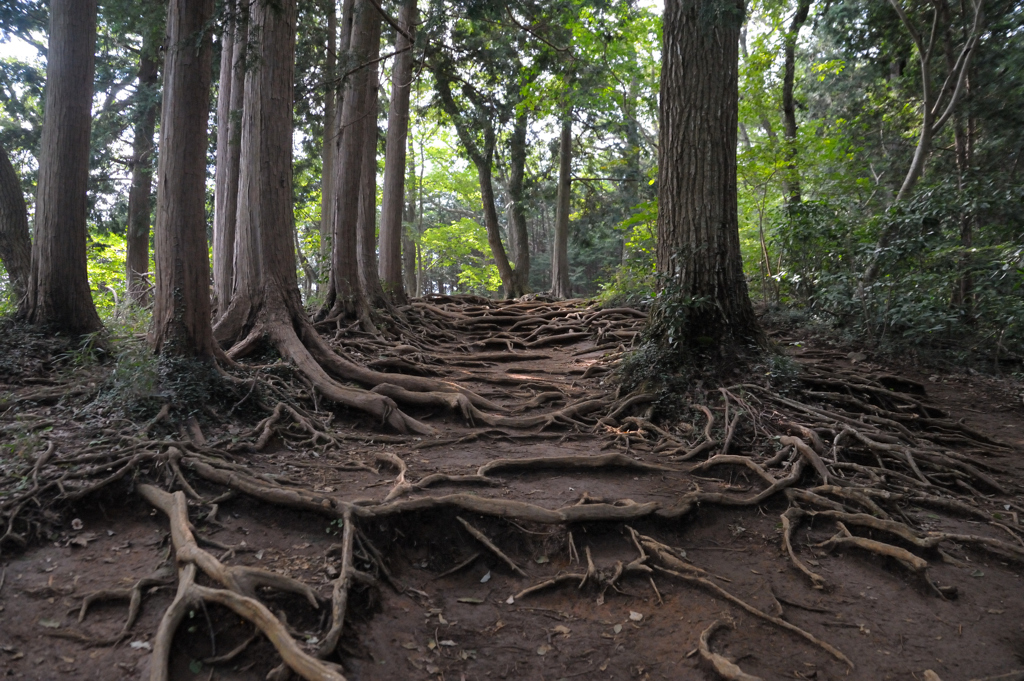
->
<box><xmin>0</xmin><ymin>307</ymin><xmax>1022</xmax><ymax>681</ymax></box>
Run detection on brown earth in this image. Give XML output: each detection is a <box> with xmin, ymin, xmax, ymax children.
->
<box><xmin>0</xmin><ymin>309</ymin><xmax>1022</xmax><ymax>681</ymax></box>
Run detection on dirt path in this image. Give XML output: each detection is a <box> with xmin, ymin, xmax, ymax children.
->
<box><xmin>0</xmin><ymin>304</ymin><xmax>1022</xmax><ymax>681</ymax></box>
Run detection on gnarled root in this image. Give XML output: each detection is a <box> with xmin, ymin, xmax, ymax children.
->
<box><xmin>698</xmin><ymin>620</ymin><xmax>763</xmax><ymax>681</ymax></box>
<box><xmin>138</xmin><ymin>484</ymin><xmax>343</xmax><ymax>681</ymax></box>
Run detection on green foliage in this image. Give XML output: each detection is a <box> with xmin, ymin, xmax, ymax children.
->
<box><xmin>420</xmin><ymin>217</ymin><xmax>501</xmax><ymax>294</ymax></box>
<box><xmin>769</xmin><ymin>181</ymin><xmax>1024</xmax><ymax>363</ymax></box>
<box><xmin>91</xmin><ymin>330</ymin><xmax>162</xmax><ymax>418</ymax></box>
<box><xmin>598</xmin><ymin>198</ymin><xmax>657</xmax><ymax>307</ymax></box>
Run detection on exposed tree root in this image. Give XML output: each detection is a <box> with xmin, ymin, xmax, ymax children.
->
<box><xmin>5</xmin><ymin>297</ymin><xmax>1023</xmax><ymax>677</ymax></box>
<box><xmin>138</xmin><ymin>484</ymin><xmax>344</xmax><ymax>681</ymax></box>
<box><xmin>699</xmin><ymin>620</ymin><xmax>763</xmax><ymax>681</ymax></box>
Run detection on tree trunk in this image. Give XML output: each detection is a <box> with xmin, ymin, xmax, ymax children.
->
<box><xmin>0</xmin><ymin>141</ymin><xmax>32</xmax><ymax>309</ymax></box>
<box><xmin>150</xmin><ymin>0</ymin><xmax>216</xmax><ymax>359</ymax></box>
<box><xmin>507</xmin><ymin>108</ymin><xmax>531</xmax><ymax>296</ymax></box>
<box><xmin>23</xmin><ymin>0</ymin><xmax>102</xmax><ymax>334</ymax></box>
<box><xmin>328</xmin><ymin>0</ymin><xmax>379</xmax><ymax>320</ymax></box>
<box><xmin>378</xmin><ymin>0</ymin><xmax>416</xmax><ymax>304</ymax></box>
<box><xmin>126</xmin><ymin>45</ymin><xmax>159</xmax><ymax>307</ymax></box>
<box><xmin>862</xmin><ymin>0</ymin><xmax>982</xmax><ymax>288</ymax></box>
<box><xmin>356</xmin><ymin>24</ymin><xmax>386</xmax><ymax>310</ymax></box>
<box><xmin>781</xmin><ymin>0</ymin><xmax>810</xmax><ymax>207</ymax></box>
<box><xmin>654</xmin><ymin>0</ymin><xmax>762</xmax><ymax>354</ymax></box>
<box><xmin>432</xmin><ymin>71</ymin><xmax>522</xmax><ymax>299</ymax></box>
<box><xmin>551</xmin><ymin>115</ymin><xmax>572</xmax><ymax>299</ymax></box>
<box><xmin>207</xmin><ymin>0</ymin><xmax>457</xmax><ymax>434</ymax></box>
<box><xmin>320</xmin><ymin>0</ymin><xmax>337</xmax><ymax>272</ymax></box>
<box><xmin>213</xmin><ymin>2</ymin><xmax>246</xmax><ymax>316</ymax></box>
<box><xmin>401</xmin><ymin>127</ymin><xmax>417</xmax><ymax>297</ymax></box>
<box><xmin>476</xmin><ymin>153</ymin><xmax>519</xmax><ymax>299</ymax></box>
<box><xmin>321</xmin><ymin>0</ymin><xmax>355</xmax><ymax>311</ymax></box>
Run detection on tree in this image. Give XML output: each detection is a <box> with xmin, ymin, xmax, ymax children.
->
<box><xmin>150</xmin><ymin>0</ymin><xmax>216</xmax><ymax>359</ymax></box>
<box><xmin>212</xmin><ymin>0</ymin><xmax>247</xmax><ymax>315</ymax></box>
<box><xmin>781</xmin><ymin>0</ymin><xmax>811</xmax><ymax>206</ymax></box>
<box><xmin>325</xmin><ymin>0</ymin><xmax>380</xmax><ymax>321</ymax></box>
<box><xmin>653</xmin><ymin>0</ymin><xmax>763</xmax><ymax>357</ymax></box>
<box><xmin>861</xmin><ymin>0</ymin><xmax>984</xmax><ymax>286</ymax></box>
<box><xmin>211</xmin><ymin>0</ymin><xmax>446</xmax><ymax>434</ymax></box>
<box><xmin>505</xmin><ymin>108</ymin><xmax>532</xmax><ymax>296</ymax></box>
<box><xmin>0</xmin><ymin>141</ymin><xmax>31</xmax><ymax>308</ymax></box>
<box><xmin>319</xmin><ymin>0</ymin><xmax>338</xmax><ymax>268</ymax></box>
<box><xmin>378</xmin><ymin>0</ymin><xmax>417</xmax><ymax>304</ymax></box>
<box><xmin>551</xmin><ymin>113</ymin><xmax>573</xmax><ymax>298</ymax></box>
<box><xmin>23</xmin><ymin>0</ymin><xmax>102</xmax><ymax>334</ymax></box>
<box><xmin>354</xmin><ymin>16</ymin><xmax>386</xmax><ymax>310</ymax></box>
<box><xmin>125</xmin><ymin>38</ymin><xmax>159</xmax><ymax>306</ymax></box>
<box><xmin>433</xmin><ymin>71</ymin><xmax>524</xmax><ymax>298</ymax></box>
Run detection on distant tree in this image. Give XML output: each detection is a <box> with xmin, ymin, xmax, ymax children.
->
<box><xmin>125</xmin><ymin>34</ymin><xmax>159</xmax><ymax>306</ymax></box>
<box><xmin>551</xmin><ymin>113</ymin><xmax>573</xmax><ymax>299</ymax></box>
<box><xmin>378</xmin><ymin>0</ymin><xmax>417</xmax><ymax>304</ymax></box>
<box><xmin>212</xmin><ymin>0</ymin><xmax>247</xmax><ymax>316</ymax></box>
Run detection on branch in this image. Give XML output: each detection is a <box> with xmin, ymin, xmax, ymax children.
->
<box><xmin>887</xmin><ymin>0</ymin><xmax>924</xmax><ymax>53</ymax></box>
<box><xmin>930</xmin><ymin>0</ymin><xmax>984</xmax><ymax>135</ymax></box>
<box><xmin>503</xmin><ymin>8</ymin><xmax>568</xmax><ymax>53</ymax></box>
<box><xmin>367</xmin><ymin>0</ymin><xmax>414</xmax><ymax>44</ymax></box>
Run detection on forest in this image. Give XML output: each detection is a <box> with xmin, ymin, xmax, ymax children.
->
<box><xmin>0</xmin><ymin>0</ymin><xmax>1022</xmax><ymax>679</ymax></box>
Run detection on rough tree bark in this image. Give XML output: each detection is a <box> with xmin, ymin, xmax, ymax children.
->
<box><xmin>507</xmin><ymin>108</ymin><xmax>531</xmax><ymax>296</ymax></box>
<box><xmin>327</xmin><ymin>0</ymin><xmax>379</xmax><ymax>321</ymax></box>
<box><xmin>320</xmin><ymin>0</ymin><xmax>338</xmax><ymax>269</ymax></box>
<box><xmin>321</xmin><ymin>0</ymin><xmax>355</xmax><ymax>309</ymax></box>
<box><xmin>355</xmin><ymin>18</ymin><xmax>387</xmax><ymax>310</ymax></box>
<box><xmin>211</xmin><ymin>0</ymin><xmax>435</xmax><ymax>434</ymax></box>
<box><xmin>551</xmin><ymin>114</ymin><xmax>572</xmax><ymax>299</ymax></box>
<box><xmin>781</xmin><ymin>0</ymin><xmax>810</xmax><ymax>207</ymax></box>
<box><xmin>213</xmin><ymin>1</ymin><xmax>246</xmax><ymax>316</ymax></box>
<box><xmin>125</xmin><ymin>45</ymin><xmax>159</xmax><ymax>307</ymax></box>
<box><xmin>150</xmin><ymin>0</ymin><xmax>216</xmax><ymax>359</ymax></box>
<box><xmin>378</xmin><ymin>0</ymin><xmax>416</xmax><ymax>304</ymax></box>
<box><xmin>23</xmin><ymin>0</ymin><xmax>102</xmax><ymax>334</ymax></box>
<box><xmin>0</xmin><ymin>141</ymin><xmax>31</xmax><ymax>309</ymax></box>
<box><xmin>653</xmin><ymin>0</ymin><xmax>763</xmax><ymax>355</ymax></box>
<box><xmin>433</xmin><ymin>72</ymin><xmax>522</xmax><ymax>299</ymax></box>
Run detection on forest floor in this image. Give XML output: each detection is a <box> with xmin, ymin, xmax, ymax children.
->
<box><xmin>0</xmin><ymin>299</ymin><xmax>1022</xmax><ymax>681</ymax></box>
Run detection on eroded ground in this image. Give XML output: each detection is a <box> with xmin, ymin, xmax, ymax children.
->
<box><xmin>0</xmin><ymin>302</ymin><xmax>1022</xmax><ymax>681</ymax></box>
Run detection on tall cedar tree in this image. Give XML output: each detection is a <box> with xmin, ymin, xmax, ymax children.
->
<box><xmin>355</xmin><ymin>17</ymin><xmax>386</xmax><ymax>309</ymax></box>
<box><xmin>212</xmin><ymin>0</ymin><xmax>247</xmax><ymax>315</ymax></box>
<box><xmin>326</xmin><ymin>0</ymin><xmax>379</xmax><ymax>321</ymax></box>
<box><xmin>378</xmin><ymin>0</ymin><xmax>417</xmax><ymax>304</ymax></box>
<box><xmin>506</xmin><ymin>109</ymin><xmax>531</xmax><ymax>295</ymax></box>
<box><xmin>150</xmin><ymin>0</ymin><xmax>216</xmax><ymax>358</ymax></box>
<box><xmin>211</xmin><ymin>0</ymin><xmax>436</xmax><ymax>434</ymax></box>
<box><xmin>551</xmin><ymin>114</ymin><xmax>573</xmax><ymax>299</ymax></box>
<box><xmin>320</xmin><ymin>0</ymin><xmax>355</xmax><ymax>282</ymax></box>
<box><xmin>319</xmin><ymin>0</ymin><xmax>338</xmax><ymax>265</ymax></box>
<box><xmin>653</xmin><ymin>0</ymin><xmax>763</xmax><ymax>355</ymax></box>
<box><xmin>24</xmin><ymin>0</ymin><xmax>102</xmax><ymax>334</ymax></box>
<box><xmin>0</xmin><ymin>141</ymin><xmax>31</xmax><ymax>308</ymax></box>
<box><xmin>125</xmin><ymin>42</ymin><xmax>159</xmax><ymax>306</ymax></box>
